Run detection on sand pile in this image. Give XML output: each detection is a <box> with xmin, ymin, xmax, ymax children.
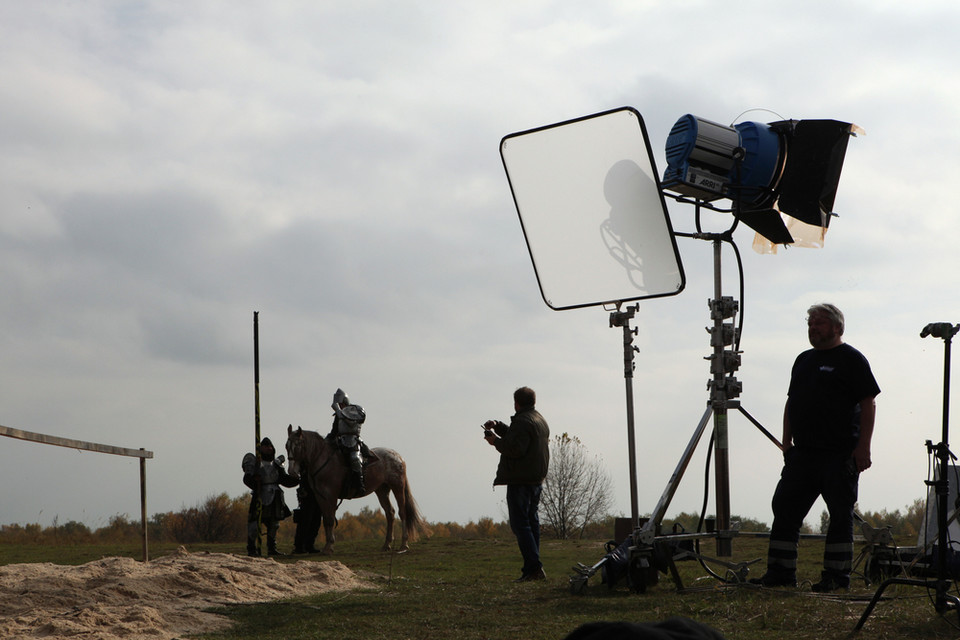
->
<box><xmin>0</xmin><ymin>547</ymin><xmax>371</xmax><ymax>639</ymax></box>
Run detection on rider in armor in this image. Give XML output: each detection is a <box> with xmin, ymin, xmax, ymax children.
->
<box><xmin>242</xmin><ymin>437</ymin><xmax>298</xmax><ymax>556</ymax></box>
<box><xmin>326</xmin><ymin>388</ymin><xmax>368</xmax><ymax>494</ymax></box>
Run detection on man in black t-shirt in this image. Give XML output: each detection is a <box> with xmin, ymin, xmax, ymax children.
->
<box><xmin>751</xmin><ymin>304</ymin><xmax>880</xmax><ymax>592</ymax></box>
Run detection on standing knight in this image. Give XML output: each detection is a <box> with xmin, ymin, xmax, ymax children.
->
<box><xmin>242</xmin><ymin>437</ymin><xmax>298</xmax><ymax>556</ymax></box>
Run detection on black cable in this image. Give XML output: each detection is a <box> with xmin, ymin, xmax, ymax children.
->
<box><xmin>722</xmin><ymin>234</ymin><xmax>746</xmax><ymax>353</ymax></box>
<box><xmin>952</xmin><ymin>459</ymin><xmax>960</xmax><ymax>550</ymax></box>
<box><xmin>693</xmin><ymin>431</ymin><xmax>726</xmax><ymax>582</ymax></box>
<box><xmin>697</xmin><ymin>431</ymin><xmax>713</xmax><ymax>534</ymax></box>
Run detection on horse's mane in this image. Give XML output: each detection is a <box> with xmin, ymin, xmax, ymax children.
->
<box><xmin>299</xmin><ymin>428</ymin><xmax>325</xmax><ymax>445</ymax></box>
<box><xmin>297</xmin><ymin>428</ymin><xmax>331</xmax><ymax>462</ymax></box>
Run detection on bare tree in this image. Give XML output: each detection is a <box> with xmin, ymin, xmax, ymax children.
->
<box><xmin>541</xmin><ymin>433</ymin><xmax>614</xmax><ymax>539</ymax></box>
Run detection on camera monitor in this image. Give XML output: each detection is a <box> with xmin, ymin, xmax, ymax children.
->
<box><xmin>501</xmin><ymin>107</ymin><xmax>685</xmax><ymax>310</ymax></box>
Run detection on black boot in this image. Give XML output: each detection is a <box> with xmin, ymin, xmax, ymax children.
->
<box><xmin>246</xmin><ymin>521</ymin><xmax>262</xmax><ymax>557</ymax></box>
<box><xmin>246</xmin><ymin>533</ymin><xmax>261</xmax><ymax>557</ymax></box>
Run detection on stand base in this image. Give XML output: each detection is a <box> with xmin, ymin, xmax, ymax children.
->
<box><xmin>855</xmin><ymin>577</ymin><xmax>960</xmax><ymax>632</ymax></box>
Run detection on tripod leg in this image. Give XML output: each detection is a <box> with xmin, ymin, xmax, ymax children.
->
<box><xmin>854</xmin><ymin>577</ymin><xmax>899</xmax><ymax>632</ymax></box>
<box><xmin>642</xmin><ymin>406</ymin><xmax>714</xmax><ymax>539</ymax></box>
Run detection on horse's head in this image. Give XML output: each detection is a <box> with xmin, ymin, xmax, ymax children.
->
<box><xmin>285</xmin><ymin>424</ymin><xmax>304</xmax><ymax>480</ymax></box>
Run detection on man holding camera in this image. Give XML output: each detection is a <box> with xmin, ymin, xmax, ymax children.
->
<box><xmin>483</xmin><ymin>386</ymin><xmax>551</xmax><ymax>582</ymax></box>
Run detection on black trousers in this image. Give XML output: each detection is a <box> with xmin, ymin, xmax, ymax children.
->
<box><xmin>766</xmin><ymin>447</ymin><xmax>859</xmax><ymax>579</ymax></box>
<box><xmin>293</xmin><ymin>496</ymin><xmax>323</xmax><ymax>551</ymax></box>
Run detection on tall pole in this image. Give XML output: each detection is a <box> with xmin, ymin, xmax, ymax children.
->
<box><xmin>935</xmin><ymin>329</ymin><xmax>953</xmax><ymax>611</ymax></box>
<box><xmin>253</xmin><ymin>311</ymin><xmax>263</xmax><ymax>555</ymax></box>
<box><xmin>610</xmin><ymin>304</ymin><xmax>640</xmax><ymax>527</ymax></box>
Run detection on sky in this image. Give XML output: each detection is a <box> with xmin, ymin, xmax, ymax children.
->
<box><xmin>2</xmin><ymin>1</ymin><xmax>959</xmax><ymax>538</ymax></box>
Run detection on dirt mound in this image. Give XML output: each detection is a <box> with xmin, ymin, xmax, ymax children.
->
<box><xmin>0</xmin><ymin>547</ymin><xmax>371</xmax><ymax>639</ymax></box>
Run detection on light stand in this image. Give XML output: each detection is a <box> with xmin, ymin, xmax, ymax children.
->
<box><xmin>610</xmin><ymin>180</ymin><xmax>794</xmax><ymax>591</ymax></box>
<box><xmin>855</xmin><ymin>323</ymin><xmax>960</xmax><ymax>632</ymax></box>
<box><xmin>597</xmin><ymin>215</ymin><xmax>753</xmax><ymax>580</ymax></box>
<box><xmin>632</xmin><ymin>220</ymin><xmax>782</xmax><ymax>561</ymax></box>
<box><xmin>609</xmin><ymin>303</ymin><xmax>641</xmax><ymax>527</ymax></box>
<box><xmin>569</xmin><ymin>209</ymin><xmax>784</xmax><ymax>595</ymax></box>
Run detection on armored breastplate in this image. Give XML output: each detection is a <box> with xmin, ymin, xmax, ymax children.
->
<box><xmin>260</xmin><ymin>460</ymin><xmax>280</xmax><ymax>505</ymax></box>
<box><xmin>336</xmin><ymin>404</ymin><xmax>365</xmax><ymax>436</ymax></box>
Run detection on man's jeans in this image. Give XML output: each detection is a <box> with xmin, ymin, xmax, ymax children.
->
<box><xmin>507</xmin><ymin>484</ymin><xmax>543</xmax><ymax>576</ymax></box>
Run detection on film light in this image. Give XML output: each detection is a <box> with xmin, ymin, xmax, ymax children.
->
<box><xmin>661</xmin><ymin>115</ymin><xmax>859</xmax><ymax>248</ymax></box>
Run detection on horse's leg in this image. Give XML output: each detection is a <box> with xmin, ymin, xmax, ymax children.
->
<box><xmin>390</xmin><ymin>476</ymin><xmax>410</xmax><ymax>552</ymax></box>
<box><xmin>319</xmin><ymin>502</ymin><xmax>336</xmax><ymax>555</ymax></box>
<box><xmin>374</xmin><ymin>485</ymin><xmax>395</xmax><ymax>551</ymax></box>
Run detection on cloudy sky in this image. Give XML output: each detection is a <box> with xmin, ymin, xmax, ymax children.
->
<box><xmin>2</xmin><ymin>1</ymin><xmax>958</xmax><ymax>539</ymax></box>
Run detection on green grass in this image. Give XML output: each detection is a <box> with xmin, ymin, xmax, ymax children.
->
<box><xmin>4</xmin><ymin>535</ymin><xmax>960</xmax><ymax>639</ymax></box>
<box><xmin>201</xmin><ymin>536</ymin><xmax>960</xmax><ymax>640</ymax></box>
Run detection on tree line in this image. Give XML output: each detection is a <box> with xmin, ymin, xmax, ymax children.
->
<box><xmin>0</xmin><ymin>496</ymin><xmax>930</xmax><ymax>548</ymax></box>
<box><xmin>0</xmin><ymin>496</ymin><xmax>516</xmax><ymax>546</ymax></box>
<box><xmin>0</xmin><ymin>434</ymin><xmax>930</xmax><ymax>546</ymax></box>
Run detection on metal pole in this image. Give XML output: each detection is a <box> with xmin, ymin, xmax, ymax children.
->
<box><xmin>711</xmin><ymin>238</ymin><xmax>732</xmax><ymax>556</ymax></box>
<box><xmin>935</xmin><ymin>333</ymin><xmax>953</xmax><ymax>609</ymax></box>
<box><xmin>611</xmin><ymin>305</ymin><xmax>640</xmax><ymax>527</ymax></box>
<box><xmin>624</xmin><ymin>320</ymin><xmax>640</xmax><ymax>527</ymax></box>
<box><xmin>942</xmin><ymin>333</ymin><xmax>951</xmax><ymax>456</ymax></box>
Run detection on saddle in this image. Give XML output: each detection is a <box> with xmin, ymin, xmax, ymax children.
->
<box><xmin>324</xmin><ymin>434</ymin><xmax>379</xmax><ymax>464</ymax></box>
<box><xmin>360</xmin><ymin>442</ymin><xmax>379</xmax><ymax>464</ymax></box>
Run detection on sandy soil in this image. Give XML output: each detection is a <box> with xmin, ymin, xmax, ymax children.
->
<box><xmin>0</xmin><ymin>547</ymin><xmax>371</xmax><ymax>639</ymax></box>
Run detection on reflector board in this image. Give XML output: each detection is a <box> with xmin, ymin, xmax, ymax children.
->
<box><xmin>501</xmin><ymin>107</ymin><xmax>685</xmax><ymax>310</ymax></box>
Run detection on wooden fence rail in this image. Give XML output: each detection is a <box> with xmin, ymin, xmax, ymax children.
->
<box><xmin>0</xmin><ymin>424</ymin><xmax>154</xmax><ymax>561</ymax></box>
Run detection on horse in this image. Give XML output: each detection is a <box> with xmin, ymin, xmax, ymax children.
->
<box><xmin>285</xmin><ymin>424</ymin><xmax>427</xmax><ymax>554</ymax></box>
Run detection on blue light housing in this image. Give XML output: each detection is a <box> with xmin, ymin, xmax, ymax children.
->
<box><xmin>662</xmin><ymin>115</ymin><xmax>781</xmax><ymax>207</ymax></box>
<box><xmin>662</xmin><ymin>114</ymin><xmax>855</xmax><ymax>245</ymax></box>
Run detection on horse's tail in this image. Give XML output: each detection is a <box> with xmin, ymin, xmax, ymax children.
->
<box><xmin>402</xmin><ymin>477</ymin><xmax>429</xmax><ymax>542</ymax></box>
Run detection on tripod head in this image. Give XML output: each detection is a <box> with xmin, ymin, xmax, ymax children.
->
<box><xmin>921</xmin><ymin>322</ymin><xmax>960</xmax><ymax>340</ymax></box>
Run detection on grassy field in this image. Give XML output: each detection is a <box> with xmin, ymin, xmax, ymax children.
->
<box><xmin>4</xmin><ymin>534</ymin><xmax>960</xmax><ymax>639</ymax></box>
